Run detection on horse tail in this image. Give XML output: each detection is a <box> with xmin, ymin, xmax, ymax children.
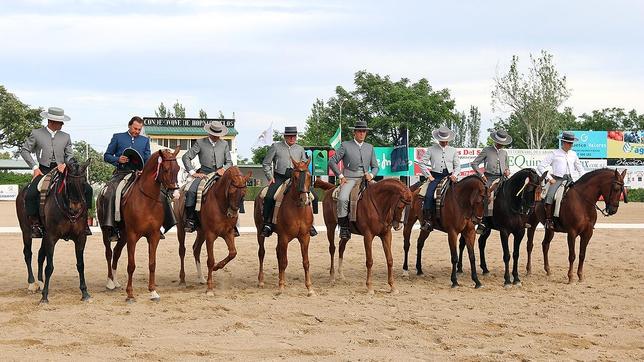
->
<box><xmin>314</xmin><ymin>179</ymin><xmax>335</xmax><ymax>190</ymax></box>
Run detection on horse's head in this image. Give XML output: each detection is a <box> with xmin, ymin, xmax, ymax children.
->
<box><xmin>156</xmin><ymin>147</ymin><xmax>180</xmax><ymax>191</ymax></box>
<box><xmin>461</xmin><ymin>176</ymin><xmax>487</xmax><ymax>225</ymax></box>
<box><xmin>512</xmin><ymin>169</ymin><xmax>543</xmax><ymax>215</ymax></box>
<box><xmin>392</xmin><ymin>184</ymin><xmax>413</xmax><ymax>231</ymax></box>
<box><xmin>601</xmin><ymin>169</ymin><xmax>628</xmax><ymax>215</ymax></box>
<box><xmin>64</xmin><ymin>158</ymin><xmax>91</xmax><ymax>213</ymax></box>
<box><xmin>223</xmin><ymin>167</ymin><xmax>250</xmax><ymax>217</ymax></box>
<box><xmin>290</xmin><ymin>157</ymin><xmax>312</xmax><ymax>207</ymax></box>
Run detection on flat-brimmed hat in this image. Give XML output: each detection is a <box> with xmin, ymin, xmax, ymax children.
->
<box><xmin>348</xmin><ymin>120</ymin><xmax>372</xmax><ymax>131</ymax></box>
<box><xmin>283</xmin><ymin>126</ymin><xmax>299</xmax><ymax>136</ymax></box>
<box><xmin>40</xmin><ymin>107</ymin><xmax>70</xmax><ymax>123</ymax></box>
<box><xmin>558</xmin><ymin>131</ymin><xmax>578</xmax><ymax>143</ymax></box>
<box><xmin>432</xmin><ymin>126</ymin><xmax>455</xmax><ymax>142</ymax></box>
<box><xmin>121</xmin><ymin>147</ymin><xmax>144</xmax><ymax>171</ymax></box>
<box><xmin>203</xmin><ymin>121</ymin><xmax>228</xmax><ymax>137</ymax></box>
<box><xmin>490</xmin><ymin>129</ymin><xmax>512</xmax><ymax>145</ymax></box>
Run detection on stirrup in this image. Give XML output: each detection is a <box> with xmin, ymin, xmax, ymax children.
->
<box><xmin>476</xmin><ymin>224</ymin><xmax>486</xmax><ymax>235</ymax></box>
<box><xmin>309</xmin><ymin>225</ymin><xmax>318</xmax><ymax>237</ymax></box>
<box><xmin>339</xmin><ymin>227</ymin><xmax>351</xmax><ymax>239</ymax></box>
<box><xmin>31</xmin><ymin>224</ymin><xmax>44</xmax><ymax>238</ymax></box>
<box><xmin>261</xmin><ymin>224</ymin><xmax>273</xmax><ymax>237</ymax></box>
<box><xmin>184</xmin><ymin>219</ymin><xmax>196</xmax><ymax>233</ymax></box>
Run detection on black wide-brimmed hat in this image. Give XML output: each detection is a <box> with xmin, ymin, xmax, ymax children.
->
<box><xmin>121</xmin><ymin>147</ymin><xmax>144</xmax><ymax>171</ymax></box>
<box><xmin>490</xmin><ymin>129</ymin><xmax>513</xmax><ymax>145</ymax></box>
<box><xmin>283</xmin><ymin>126</ymin><xmax>299</xmax><ymax>136</ymax></box>
<box><xmin>348</xmin><ymin>120</ymin><xmax>372</xmax><ymax>131</ymax></box>
<box><xmin>558</xmin><ymin>131</ymin><xmax>578</xmax><ymax>143</ymax></box>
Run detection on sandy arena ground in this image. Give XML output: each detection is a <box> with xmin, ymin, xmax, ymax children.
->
<box><xmin>0</xmin><ymin>201</ymin><xmax>643</xmax><ymax>360</ymax></box>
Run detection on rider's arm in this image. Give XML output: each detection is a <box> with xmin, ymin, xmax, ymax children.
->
<box><xmin>452</xmin><ymin>148</ymin><xmax>461</xmax><ymax>176</ymax></box>
<box><xmin>262</xmin><ymin>143</ymin><xmax>277</xmax><ymax>182</ymax></box>
<box><xmin>182</xmin><ymin>140</ymin><xmax>200</xmax><ymax>175</ymax></box>
<box><xmin>538</xmin><ymin>151</ymin><xmax>554</xmax><ymax>181</ymax></box>
<box><xmin>103</xmin><ymin>133</ymin><xmax>119</xmax><ymax>166</ymax></box>
<box><xmin>329</xmin><ymin>143</ymin><xmax>345</xmax><ymax>178</ymax></box>
<box><xmin>20</xmin><ymin>129</ymin><xmax>38</xmax><ymax>169</ymax></box>
<box><xmin>418</xmin><ymin>147</ymin><xmax>432</xmax><ymax>177</ymax></box>
<box><xmin>369</xmin><ymin>146</ymin><xmax>379</xmax><ymax>178</ymax></box>
<box><xmin>470</xmin><ymin>148</ymin><xmax>486</xmax><ymax>175</ymax></box>
<box><xmin>222</xmin><ymin>142</ymin><xmax>232</xmax><ymax>170</ymax></box>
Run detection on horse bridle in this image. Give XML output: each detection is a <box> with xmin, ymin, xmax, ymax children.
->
<box><xmin>225</xmin><ymin>176</ymin><xmax>247</xmax><ymax>217</ymax></box>
<box><xmin>54</xmin><ymin>169</ymin><xmax>88</xmax><ymax>223</ymax></box>
<box><xmin>509</xmin><ymin>174</ymin><xmax>541</xmax><ymax>215</ymax></box>
<box><xmin>596</xmin><ymin>176</ymin><xmax>626</xmax><ymax>216</ymax></box>
<box><xmin>139</xmin><ymin>156</ymin><xmax>179</xmax><ymax>202</ymax></box>
<box><xmin>468</xmin><ymin>176</ymin><xmax>487</xmax><ymax>225</ymax></box>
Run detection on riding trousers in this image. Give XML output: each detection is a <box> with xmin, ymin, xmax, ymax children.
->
<box><xmin>483</xmin><ymin>172</ymin><xmax>501</xmax><ymax>216</ymax></box>
<box><xmin>185</xmin><ymin>166</ymin><xmax>216</xmax><ymax>208</ymax></box>
<box><xmin>337</xmin><ymin>177</ymin><xmax>361</xmax><ymax>218</ymax></box>
<box><xmin>423</xmin><ymin>169</ymin><xmax>448</xmax><ymax>211</ymax></box>
<box><xmin>263</xmin><ymin>172</ymin><xmax>289</xmax><ymax>222</ymax></box>
<box><xmin>545</xmin><ymin>174</ymin><xmax>572</xmax><ymax>205</ymax></box>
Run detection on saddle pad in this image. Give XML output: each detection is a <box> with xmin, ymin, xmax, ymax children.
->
<box><xmin>541</xmin><ymin>180</ymin><xmax>568</xmax><ymax>218</ymax></box>
<box><xmin>434</xmin><ymin>177</ymin><xmax>450</xmax><ymax>212</ymax></box>
<box><xmin>349</xmin><ymin>182</ymin><xmax>361</xmax><ymax>222</ymax></box>
<box><xmin>418</xmin><ymin>180</ymin><xmax>429</xmax><ymax>198</ymax></box>
<box><xmin>196</xmin><ymin>173</ymin><xmax>219</xmax><ymax>212</ymax></box>
<box><xmin>115</xmin><ymin>173</ymin><xmax>134</xmax><ymax>222</ymax></box>
<box><xmin>487</xmin><ymin>178</ymin><xmax>502</xmax><ymax>215</ymax></box>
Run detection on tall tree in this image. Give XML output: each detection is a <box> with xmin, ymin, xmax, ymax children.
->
<box><xmin>154</xmin><ymin>102</ymin><xmax>173</xmax><ymax>118</ymax></box>
<box><xmin>467</xmin><ymin>106</ymin><xmax>482</xmax><ymax>147</ymax></box>
<box><xmin>576</xmin><ymin>108</ymin><xmax>644</xmax><ymax>131</ymax></box>
<box><xmin>492</xmin><ymin>50</ymin><xmax>571</xmax><ymax>149</ymax></box>
<box><xmin>172</xmin><ymin>100</ymin><xmax>186</xmax><ymax>118</ymax></box>
<box><xmin>218</xmin><ymin>111</ymin><xmax>225</xmax><ymax>119</ymax></box>
<box><xmin>72</xmin><ymin>141</ymin><xmax>113</xmax><ymax>185</ymax></box>
<box><xmin>0</xmin><ymin>85</ymin><xmax>43</xmax><ymax>150</ymax></box>
<box><xmin>198</xmin><ymin>109</ymin><xmax>208</xmax><ymax>119</ymax></box>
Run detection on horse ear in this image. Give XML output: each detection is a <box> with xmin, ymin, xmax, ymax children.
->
<box><xmin>541</xmin><ymin>171</ymin><xmax>548</xmax><ymax>181</ymax></box>
<box><xmin>291</xmin><ymin>157</ymin><xmax>298</xmax><ymax>167</ymax></box>
<box><xmin>245</xmin><ymin>171</ymin><xmax>252</xmax><ymax>181</ymax></box>
<box><xmin>620</xmin><ymin>169</ymin><xmax>627</xmax><ymax>179</ymax></box>
<box><xmin>305</xmin><ymin>158</ymin><xmax>311</xmax><ymax>167</ymax></box>
<box><xmin>173</xmin><ymin>146</ymin><xmax>180</xmax><ymax>157</ymax></box>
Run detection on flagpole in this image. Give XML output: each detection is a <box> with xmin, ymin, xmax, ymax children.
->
<box><xmin>338</xmin><ymin>98</ymin><xmax>344</xmax><ymax>143</ymax></box>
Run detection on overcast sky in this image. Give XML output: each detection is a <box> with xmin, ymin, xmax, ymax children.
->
<box><xmin>2</xmin><ymin>0</ymin><xmax>643</xmax><ymax>158</ymax></box>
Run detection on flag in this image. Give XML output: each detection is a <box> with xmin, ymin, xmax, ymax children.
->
<box><xmin>329</xmin><ymin>126</ymin><xmax>341</xmax><ymax>149</ymax></box>
<box><xmin>391</xmin><ymin>128</ymin><xmax>409</xmax><ymax>172</ymax></box>
<box><xmin>253</xmin><ymin>123</ymin><xmax>273</xmax><ymax>147</ymax></box>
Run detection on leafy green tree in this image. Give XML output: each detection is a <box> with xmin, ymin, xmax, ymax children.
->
<box><xmin>576</xmin><ymin>108</ymin><xmax>644</xmax><ymax>131</ymax></box>
<box><xmin>492</xmin><ymin>51</ymin><xmax>570</xmax><ymax>149</ymax></box>
<box><xmin>301</xmin><ymin>71</ymin><xmax>459</xmax><ymax>147</ymax></box>
<box><xmin>218</xmin><ymin>111</ymin><xmax>225</xmax><ymax>119</ymax></box>
<box><xmin>172</xmin><ymin>100</ymin><xmax>186</xmax><ymax>118</ymax></box>
<box><xmin>72</xmin><ymin>141</ymin><xmax>113</xmax><ymax>185</ymax></box>
<box><xmin>198</xmin><ymin>109</ymin><xmax>208</xmax><ymax>119</ymax></box>
<box><xmin>0</xmin><ymin>151</ymin><xmax>12</xmax><ymax>159</ymax></box>
<box><xmin>0</xmin><ymin>85</ymin><xmax>43</xmax><ymax>150</ymax></box>
<box><xmin>154</xmin><ymin>102</ymin><xmax>171</xmax><ymax>117</ymax></box>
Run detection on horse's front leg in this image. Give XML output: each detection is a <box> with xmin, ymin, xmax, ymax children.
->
<box><xmin>338</xmin><ymin>237</ymin><xmax>349</xmax><ymax>280</ymax></box>
<box><xmin>22</xmin><ymin>233</ymin><xmax>37</xmax><ymax>292</ymax></box>
<box><xmin>147</xmin><ymin>232</ymin><xmax>161</xmax><ymax>301</ymax></box>
<box><xmin>526</xmin><ymin>224</ymin><xmax>536</xmax><ymax>275</ymax></box>
<box><xmin>447</xmin><ymin>230</ymin><xmax>459</xmax><ymax>288</ymax></box>
<box><xmin>40</xmin><ymin>237</ymin><xmax>56</xmax><ymax>304</ymax></box>
<box><xmin>577</xmin><ymin>228</ymin><xmax>594</xmax><ymax>283</ymax></box>
<box><xmin>276</xmin><ymin>234</ymin><xmax>289</xmax><ymax>294</ymax></box>
<box><xmin>512</xmin><ymin>229</ymin><xmax>526</xmax><ymax>285</ymax></box>
<box><xmin>298</xmin><ymin>233</ymin><xmax>315</xmax><ymax>296</ymax></box>
<box><xmin>75</xmin><ymin>235</ymin><xmax>91</xmax><ymax>301</ymax></box>
<box><xmin>381</xmin><ymin>230</ymin><xmax>397</xmax><ymax>294</ymax></box>
<box><xmin>500</xmin><ymin>229</ymin><xmax>512</xmax><ymax>287</ymax></box>
<box><xmin>328</xmin><ymin>221</ymin><xmax>337</xmax><ymax>283</ymax></box>
<box><xmin>257</xmin><ymin>231</ymin><xmax>266</xmax><ymax>288</ymax></box>
<box><xmin>363</xmin><ymin>233</ymin><xmax>375</xmax><ymax>294</ymax></box>
<box><xmin>125</xmin><ymin>232</ymin><xmax>137</xmax><ymax>303</ymax></box>
<box><xmin>464</xmin><ymin>227</ymin><xmax>482</xmax><ymax>289</ymax></box>
<box><xmin>36</xmin><ymin>241</ymin><xmax>46</xmax><ymax>291</ymax></box>
<box><xmin>111</xmin><ymin>238</ymin><xmax>127</xmax><ymax>289</ymax></box>
<box><xmin>415</xmin><ymin>229</ymin><xmax>430</xmax><ymax>276</ymax></box>
<box><xmin>402</xmin><ymin>208</ymin><xmax>414</xmax><ymax>276</ymax></box>
<box><xmin>214</xmin><ymin>230</ymin><xmax>237</xmax><ymax>271</ymax></box>
<box><xmin>193</xmin><ymin>232</ymin><xmax>207</xmax><ymax>284</ymax></box>
<box><xmin>205</xmin><ymin>235</ymin><xmax>216</xmax><ymax>296</ymax></box>
<box><xmin>103</xmin><ymin>230</ymin><xmax>116</xmax><ymax>290</ymax></box>
<box><xmin>566</xmin><ymin>232</ymin><xmax>578</xmax><ymax>284</ymax></box>
<box><xmin>542</xmin><ymin>229</ymin><xmax>555</xmax><ymax>276</ymax></box>
<box><xmin>177</xmin><ymin>224</ymin><xmax>187</xmax><ymax>286</ymax></box>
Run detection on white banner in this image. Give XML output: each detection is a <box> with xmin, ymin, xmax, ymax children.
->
<box><xmin>0</xmin><ymin>184</ymin><xmax>19</xmax><ymax>201</ymax></box>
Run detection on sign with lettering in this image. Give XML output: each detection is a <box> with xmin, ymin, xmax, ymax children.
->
<box><xmin>143</xmin><ymin>118</ymin><xmax>235</xmax><ymax>128</ymax></box>
<box><xmin>567</xmin><ymin>131</ymin><xmax>608</xmax><ymax>158</ymax></box>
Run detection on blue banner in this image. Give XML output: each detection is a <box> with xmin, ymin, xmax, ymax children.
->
<box><xmin>567</xmin><ymin>131</ymin><xmax>607</xmax><ymax>158</ymax></box>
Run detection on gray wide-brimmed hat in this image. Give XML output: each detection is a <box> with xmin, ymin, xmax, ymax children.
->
<box><xmin>40</xmin><ymin>107</ymin><xmax>70</xmax><ymax>123</ymax></box>
<box><xmin>490</xmin><ymin>129</ymin><xmax>513</xmax><ymax>145</ymax></box>
<box><xmin>432</xmin><ymin>126</ymin><xmax>455</xmax><ymax>142</ymax></box>
<box><xmin>203</xmin><ymin>121</ymin><xmax>228</xmax><ymax>137</ymax></box>
<box><xmin>558</xmin><ymin>131</ymin><xmax>578</xmax><ymax>143</ymax></box>
<box><xmin>348</xmin><ymin>120</ymin><xmax>372</xmax><ymax>131</ymax></box>
<box><xmin>283</xmin><ymin>126</ymin><xmax>299</xmax><ymax>136</ymax></box>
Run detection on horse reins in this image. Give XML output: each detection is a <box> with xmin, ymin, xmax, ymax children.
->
<box><xmin>139</xmin><ymin>156</ymin><xmax>179</xmax><ymax>203</ymax></box>
<box><xmin>54</xmin><ymin>170</ymin><xmax>87</xmax><ymax>223</ymax></box>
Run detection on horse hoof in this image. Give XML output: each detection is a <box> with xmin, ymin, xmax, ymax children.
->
<box><xmin>482</xmin><ymin>269</ymin><xmax>490</xmax><ymax>275</ymax></box>
<box><xmin>150</xmin><ymin>291</ymin><xmax>161</xmax><ymax>302</ymax></box>
<box><xmin>307</xmin><ymin>289</ymin><xmax>316</xmax><ymax>297</ymax></box>
<box><xmin>178</xmin><ymin>281</ymin><xmax>186</xmax><ymax>288</ymax></box>
<box><xmin>338</xmin><ymin>273</ymin><xmax>345</xmax><ymax>281</ymax></box>
<box><xmin>504</xmin><ymin>283</ymin><xmax>512</xmax><ymax>289</ymax></box>
<box><xmin>81</xmin><ymin>295</ymin><xmax>92</xmax><ymax>303</ymax></box>
<box><xmin>416</xmin><ymin>270</ymin><xmax>424</xmax><ymax>276</ymax></box>
<box><xmin>197</xmin><ymin>277</ymin><xmax>207</xmax><ymax>285</ymax></box>
<box><xmin>451</xmin><ymin>283</ymin><xmax>459</xmax><ymax>289</ymax></box>
<box><xmin>37</xmin><ymin>281</ymin><xmax>45</xmax><ymax>290</ymax></box>
<box><xmin>513</xmin><ymin>281</ymin><xmax>522</xmax><ymax>287</ymax></box>
<box><xmin>474</xmin><ymin>283</ymin><xmax>483</xmax><ymax>289</ymax></box>
<box><xmin>126</xmin><ymin>297</ymin><xmax>136</xmax><ymax>304</ymax></box>
<box><xmin>367</xmin><ymin>289</ymin><xmax>375</xmax><ymax>295</ymax></box>
<box><xmin>402</xmin><ymin>270</ymin><xmax>409</xmax><ymax>278</ymax></box>
<box><xmin>39</xmin><ymin>298</ymin><xmax>49</xmax><ymax>305</ymax></box>
<box><xmin>206</xmin><ymin>290</ymin><xmax>215</xmax><ymax>297</ymax></box>
<box><xmin>106</xmin><ymin>279</ymin><xmax>116</xmax><ymax>290</ymax></box>
<box><xmin>27</xmin><ymin>283</ymin><xmax>39</xmax><ymax>293</ymax></box>
<box><xmin>258</xmin><ymin>281</ymin><xmax>265</xmax><ymax>288</ymax></box>
<box><xmin>456</xmin><ymin>269</ymin><xmax>463</xmax><ymax>274</ymax></box>
<box><xmin>390</xmin><ymin>288</ymin><xmax>400</xmax><ymax>295</ymax></box>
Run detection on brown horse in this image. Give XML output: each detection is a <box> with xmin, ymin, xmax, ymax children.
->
<box><xmin>254</xmin><ymin>159</ymin><xmax>315</xmax><ymax>295</ymax></box>
<box><xmin>316</xmin><ymin>178</ymin><xmax>412</xmax><ymax>294</ymax></box>
<box><xmin>526</xmin><ymin>168</ymin><xmax>628</xmax><ymax>283</ymax></box>
<box><xmin>402</xmin><ymin>175</ymin><xmax>487</xmax><ymax>288</ymax></box>
<box><xmin>173</xmin><ymin>166</ymin><xmax>249</xmax><ymax>295</ymax></box>
<box><xmin>102</xmin><ymin>148</ymin><xmax>180</xmax><ymax>302</ymax></box>
<box><xmin>15</xmin><ymin>159</ymin><xmax>92</xmax><ymax>303</ymax></box>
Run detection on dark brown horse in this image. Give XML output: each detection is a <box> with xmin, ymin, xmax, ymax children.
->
<box><xmin>402</xmin><ymin>175</ymin><xmax>486</xmax><ymax>288</ymax></box>
<box><xmin>456</xmin><ymin>168</ymin><xmax>544</xmax><ymax>287</ymax></box>
<box><xmin>254</xmin><ymin>159</ymin><xmax>315</xmax><ymax>295</ymax></box>
<box><xmin>102</xmin><ymin>148</ymin><xmax>180</xmax><ymax>302</ymax></box>
<box><xmin>526</xmin><ymin>168</ymin><xmax>628</xmax><ymax>283</ymax></box>
<box><xmin>15</xmin><ymin>159</ymin><xmax>92</xmax><ymax>303</ymax></box>
<box><xmin>316</xmin><ymin>178</ymin><xmax>412</xmax><ymax>294</ymax></box>
<box><xmin>173</xmin><ymin>166</ymin><xmax>249</xmax><ymax>295</ymax></box>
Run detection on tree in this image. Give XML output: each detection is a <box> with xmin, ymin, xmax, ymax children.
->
<box><xmin>72</xmin><ymin>141</ymin><xmax>113</xmax><ymax>185</ymax></box>
<box><xmin>492</xmin><ymin>51</ymin><xmax>571</xmax><ymax>149</ymax></box>
<box><xmin>198</xmin><ymin>109</ymin><xmax>208</xmax><ymax>119</ymax></box>
<box><xmin>218</xmin><ymin>111</ymin><xmax>225</xmax><ymax>119</ymax></box>
<box><xmin>576</xmin><ymin>108</ymin><xmax>644</xmax><ymax>131</ymax></box>
<box><xmin>301</xmin><ymin>71</ymin><xmax>460</xmax><ymax>147</ymax></box>
<box><xmin>237</xmin><ymin>156</ymin><xmax>251</xmax><ymax>165</ymax></box>
<box><xmin>172</xmin><ymin>100</ymin><xmax>186</xmax><ymax>118</ymax></box>
<box><xmin>0</xmin><ymin>151</ymin><xmax>12</xmax><ymax>159</ymax></box>
<box><xmin>446</xmin><ymin>106</ymin><xmax>481</xmax><ymax>148</ymax></box>
<box><xmin>0</xmin><ymin>85</ymin><xmax>43</xmax><ymax>150</ymax></box>
<box><xmin>155</xmin><ymin>102</ymin><xmax>172</xmax><ymax>118</ymax></box>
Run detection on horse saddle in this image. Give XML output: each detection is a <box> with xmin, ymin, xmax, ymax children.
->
<box><xmin>487</xmin><ymin>178</ymin><xmax>503</xmax><ymax>215</ymax></box>
<box><xmin>36</xmin><ymin>170</ymin><xmax>60</xmax><ymax>216</ymax></box>
<box><xmin>260</xmin><ymin>180</ymin><xmax>314</xmax><ymax>224</ymax></box>
<box><xmin>541</xmin><ymin>180</ymin><xmax>570</xmax><ymax>218</ymax></box>
<box><xmin>332</xmin><ymin>178</ymin><xmax>369</xmax><ymax>222</ymax></box>
<box><xmin>195</xmin><ymin>173</ymin><xmax>220</xmax><ymax>212</ymax></box>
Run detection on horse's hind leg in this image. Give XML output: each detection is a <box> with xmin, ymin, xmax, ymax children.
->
<box><xmin>328</xmin><ymin>222</ymin><xmax>337</xmax><ymax>283</ymax></box>
<box><xmin>512</xmin><ymin>229</ymin><xmax>526</xmax><ymax>285</ymax></box>
<box><xmin>111</xmin><ymin>238</ymin><xmax>126</xmax><ymax>289</ymax></box>
<box><xmin>542</xmin><ymin>229</ymin><xmax>555</xmax><ymax>276</ymax></box>
<box><xmin>75</xmin><ymin>236</ymin><xmax>91</xmax><ymax>301</ymax></box>
<box><xmin>258</xmin><ymin>233</ymin><xmax>266</xmax><ymax>288</ymax></box>
<box><xmin>415</xmin><ymin>230</ymin><xmax>430</xmax><ymax>276</ymax></box>
<box><xmin>577</xmin><ymin>229</ymin><xmax>593</xmax><ymax>283</ymax></box>
<box><xmin>193</xmin><ymin>234</ymin><xmax>207</xmax><ymax>284</ymax></box>
<box><xmin>22</xmin><ymin>234</ymin><xmax>37</xmax><ymax>292</ymax></box>
<box><xmin>298</xmin><ymin>235</ymin><xmax>315</xmax><ymax>296</ymax></box>
<box><xmin>566</xmin><ymin>232</ymin><xmax>578</xmax><ymax>284</ymax></box>
<box><xmin>103</xmin><ymin>231</ymin><xmax>116</xmax><ymax>290</ymax></box>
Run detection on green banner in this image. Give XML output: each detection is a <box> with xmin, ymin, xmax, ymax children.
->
<box><xmin>373</xmin><ymin>147</ymin><xmax>415</xmax><ymax>176</ymax></box>
<box><xmin>312</xmin><ymin>150</ymin><xmax>328</xmax><ymax>176</ymax></box>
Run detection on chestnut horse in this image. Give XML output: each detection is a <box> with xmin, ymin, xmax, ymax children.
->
<box><xmin>102</xmin><ymin>148</ymin><xmax>180</xmax><ymax>302</ymax></box>
<box><xmin>15</xmin><ymin>159</ymin><xmax>92</xmax><ymax>303</ymax></box>
<box><xmin>526</xmin><ymin>168</ymin><xmax>628</xmax><ymax>283</ymax></box>
<box><xmin>457</xmin><ymin>168</ymin><xmax>544</xmax><ymax>286</ymax></box>
<box><xmin>254</xmin><ymin>159</ymin><xmax>315</xmax><ymax>295</ymax></box>
<box><xmin>316</xmin><ymin>178</ymin><xmax>412</xmax><ymax>294</ymax></box>
<box><xmin>173</xmin><ymin>166</ymin><xmax>249</xmax><ymax>295</ymax></box>
<box><xmin>402</xmin><ymin>175</ymin><xmax>486</xmax><ymax>288</ymax></box>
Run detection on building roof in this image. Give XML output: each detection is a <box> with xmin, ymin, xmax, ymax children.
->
<box><xmin>144</xmin><ymin>126</ymin><xmax>238</xmax><ymax>137</ymax></box>
<box><xmin>0</xmin><ymin>159</ymin><xmax>29</xmax><ymax>170</ymax></box>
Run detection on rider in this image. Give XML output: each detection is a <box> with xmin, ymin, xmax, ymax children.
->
<box><xmin>182</xmin><ymin>121</ymin><xmax>233</xmax><ymax>233</ymax></box>
<box><xmin>537</xmin><ymin>131</ymin><xmax>585</xmax><ymax>230</ymax></box>
<box><xmin>328</xmin><ymin>120</ymin><xmax>379</xmax><ymax>240</ymax></box>
<box><xmin>261</xmin><ymin>126</ymin><xmax>317</xmax><ymax>237</ymax></box>
<box><xmin>418</xmin><ymin>126</ymin><xmax>460</xmax><ymax>231</ymax></box>
<box><xmin>102</xmin><ymin>116</ymin><xmax>151</xmax><ymax>241</ymax></box>
<box><xmin>470</xmin><ymin>128</ymin><xmax>512</xmax><ymax>233</ymax></box>
<box><xmin>20</xmin><ymin>107</ymin><xmax>93</xmax><ymax>238</ymax></box>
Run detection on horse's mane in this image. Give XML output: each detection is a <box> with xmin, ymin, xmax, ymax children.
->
<box><xmin>574</xmin><ymin>168</ymin><xmax>614</xmax><ymax>186</ymax></box>
<box><xmin>142</xmin><ymin>151</ymin><xmax>161</xmax><ymax>175</ymax></box>
<box><xmin>459</xmin><ymin>174</ymin><xmax>485</xmax><ymax>185</ymax></box>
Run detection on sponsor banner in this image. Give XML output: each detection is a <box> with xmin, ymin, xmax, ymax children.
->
<box><xmin>568</xmin><ymin>131</ymin><xmax>608</xmax><ymax>158</ymax></box>
<box><xmin>607</xmin><ymin>130</ymin><xmax>644</xmax><ymax>159</ymax></box>
<box><xmin>607</xmin><ymin>158</ymin><xmax>644</xmax><ymax>166</ymax></box>
<box><xmin>373</xmin><ymin>147</ymin><xmax>415</xmax><ymax>176</ymax></box>
<box><xmin>311</xmin><ymin>150</ymin><xmax>328</xmax><ymax>176</ymax></box>
<box><xmin>0</xmin><ymin>185</ymin><xmax>19</xmax><ymax>201</ymax></box>
<box><xmin>580</xmin><ymin>159</ymin><xmax>608</xmax><ymax>170</ymax></box>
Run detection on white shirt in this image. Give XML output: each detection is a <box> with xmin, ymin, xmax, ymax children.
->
<box><xmin>354</xmin><ymin>139</ymin><xmax>363</xmax><ymax>148</ymax></box>
<box><xmin>46</xmin><ymin>126</ymin><xmax>58</xmax><ymax>138</ymax></box>
<box><xmin>538</xmin><ymin>148</ymin><xmax>585</xmax><ymax>181</ymax></box>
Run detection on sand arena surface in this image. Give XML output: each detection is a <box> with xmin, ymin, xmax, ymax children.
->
<box><xmin>0</xmin><ymin>201</ymin><xmax>643</xmax><ymax>360</ymax></box>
